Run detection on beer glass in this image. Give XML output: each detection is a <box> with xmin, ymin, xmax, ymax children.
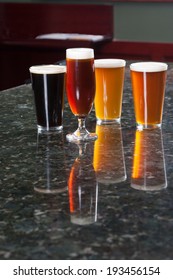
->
<box><xmin>130</xmin><ymin>62</ymin><xmax>168</xmax><ymax>129</ymax></box>
<box><xmin>131</xmin><ymin>129</ymin><xmax>167</xmax><ymax>191</ymax></box>
<box><xmin>93</xmin><ymin>123</ymin><xmax>126</xmax><ymax>184</ymax></box>
<box><xmin>94</xmin><ymin>59</ymin><xmax>126</xmax><ymax>124</ymax></box>
<box><xmin>66</xmin><ymin>48</ymin><xmax>97</xmax><ymax>142</ymax></box>
<box><xmin>29</xmin><ymin>64</ymin><xmax>66</xmax><ymax>133</ymax></box>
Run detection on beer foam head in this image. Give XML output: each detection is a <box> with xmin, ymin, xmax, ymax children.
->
<box><xmin>130</xmin><ymin>62</ymin><xmax>168</xmax><ymax>72</ymax></box>
<box><xmin>29</xmin><ymin>65</ymin><xmax>66</xmax><ymax>74</ymax></box>
<box><xmin>66</xmin><ymin>48</ymin><xmax>94</xmax><ymax>59</ymax></box>
<box><xmin>95</xmin><ymin>59</ymin><xmax>126</xmax><ymax>68</ymax></box>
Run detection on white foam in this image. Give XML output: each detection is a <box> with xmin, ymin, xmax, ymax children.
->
<box><xmin>95</xmin><ymin>59</ymin><xmax>126</xmax><ymax>68</ymax></box>
<box><xmin>130</xmin><ymin>62</ymin><xmax>168</xmax><ymax>72</ymax></box>
<box><xmin>29</xmin><ymin>65</ymin><xmax>66</xmax><ymax>74</ymax></box>
<box><xmin>66</xmin><ymin>48</ymin><xmax>94</xmax><ymax>59</ymax></box>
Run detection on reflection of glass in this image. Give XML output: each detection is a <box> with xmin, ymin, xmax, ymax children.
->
<box><xmin>66</xmin><ymin>48</ymin><xmax>97</xmax><ymax>142</ymax></box>
<box><xmin>93</xmin><ymin>124</ymin><xmax>126</xmax><ymax>184</ymax></box>
<box><xmin>131</xmin><ymin>128</ymin><xmax>167</xmax><ymax>191</ymax></box>
<box><xmin>68</xmin><ymin>143</ymin><xmax>98</xmax><ymax>225</ymax></box>
<box><xmin>34</xmin><ymin>133</ymin><xmax>67</xmax><ymax>194</ymax></box>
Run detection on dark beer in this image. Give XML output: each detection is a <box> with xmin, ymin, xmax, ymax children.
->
<box><xmin>30</xmin><ymin>65</ymin><xmax>66</xmax><ymax>132</ymax></box>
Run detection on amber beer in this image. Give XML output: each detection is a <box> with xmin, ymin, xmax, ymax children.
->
<box><xmin>94</xmin><ymin>59</ymin><xmax>126</xmax><ymax>124</ymax></box>
<box><xmin>130</xmin><ymin>62</ymin><xmax>168</xmax><ymax>129</ymax></box>
<box><xmin>66</xmin><ymin>49</ymin><xmax>95</xmax><ymax>116</ymax></box>
<box><xmin>29</xmin><ymin>65</ymin><xmax>66</xmax><ymax>133</ymax></box>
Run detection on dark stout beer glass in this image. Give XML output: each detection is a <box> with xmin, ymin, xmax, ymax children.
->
<box><xmin>66</xmin><ymin>48</ymin><xmax>97</xmax><ymax>142</ymax></box>
<box><xmin>29</xmin><ymin>65</ymin><xmax>66</xmax><ymax>133</ymax></box>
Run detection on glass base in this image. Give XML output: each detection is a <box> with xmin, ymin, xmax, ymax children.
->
<box><xmin>37</xmin><ymin>125</ymin><xmax>63</xmax><ymax>134</ymax></box>
<box><xmin>97</xmin><ymin>174</ymin><xmax>127</xmax><ymax>185</ymax></box>
<box><xmin>34</xmin><ymin>186</ymin><xmax>67</xmax><ymax>194</ymax></box>
<box><xmin>71</xmin><ymin>215</ymin><xmax>97</xmax><ymax>225</ymax></box>
<box><xmin>131</xmin><ymin>182</ymin><xmax>167</xmax><ymax>192</ymax></box>
<box><xmin>136</xmin><ymin>123</ymin><xmax>161</xmax><ymax>130</ymax></box>
<box><xmin>96</xmin><ymin>118</ymin><xmax>120</xmax><ymax>125</ymax></box>
<box><xmin>66</xmin><ymin>131</ymin><xmax>97</xmax><ymax>142</ymax></box>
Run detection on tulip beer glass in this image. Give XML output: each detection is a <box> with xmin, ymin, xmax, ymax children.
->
<box><xmin>94</xmin><ymin>59</ymin><xmax>126</xmax><ymax>124</ymax></box>
<box><xmin>66</xmin><ymin>48</ymin><xmax>97</xmax><ymax>142</ymax></box>
<box><xmin>130</xmin><ymin>62</ymin><xmax>168</xmax><ymax>129</ymax></box>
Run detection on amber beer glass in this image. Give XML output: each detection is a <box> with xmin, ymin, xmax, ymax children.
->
<box><xmin>130</xmin><ymin>62</ymin><xmax>168</xmax><ymax>129</ymax></box>
<box><xmin>66</xmin><ymin>48</ymin><xmax>97</xmax><ymax>142</ymax></box>
<box><xmin>29</xmin><ymin>65</ymin><xmax>66</xmax><ymax>133</ymax></box>
<box><xmin>94</xmin><ymin>59</ymin><xmax>126</xmax><ymax>124</ymax></box>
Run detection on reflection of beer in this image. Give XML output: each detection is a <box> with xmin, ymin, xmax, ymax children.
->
<box><xmin>93</xmin><ymin>124</ymin><xmax>126</xmax><ymax>184</ymax></box>
<box><xmin>68</xmin><ymin>143</ymin><xmax>98</xmax><ymax>225</ymax></box>
<box><xmin>66</xmin><ymin>49</ymin><xmax>95</xmax><ymax>116</ymax></box>
<box><xmin>130</xmin><ymin>62</ymin><xmax>167</xmax><ymax>128</ymax></box>
<box><xmin>131</xmin><ymin>129</ymin><xmax>167</xmax><ymax>191</ymax></box>
<box><xmin>30</xmin><ymin>65</ymin><xmax>66</xmax><ymax>132</ymax></box>
<box><xmin>34</xmin><ymin>132</ymin><xmax>67</xmax><ymax>194</ymax></box>
<box><xmin>94</xmin><ymin>59</ymin><xmax>126</xmax><ymax>124</ymax></box>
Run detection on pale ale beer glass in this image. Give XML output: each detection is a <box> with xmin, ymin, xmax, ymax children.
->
<box><xmin>29</xmin><ymin>65</ymin><xmax>66</xmax><ymax>133</ymax></box>
<box><xmin>130</xmin><ymin>62</ymin><xmax>168</xmax><ymax>129</ymax></box>
<box><xmin>66</xmin><ymin>48</ymin><xmax>97</xmax><ymax>142</ymax></box>
<box><xmin>94</xmin><ymin>59</ymin><xmax>126</xmax><ymax>124</ymax></box>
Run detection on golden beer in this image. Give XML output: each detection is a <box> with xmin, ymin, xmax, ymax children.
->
<box><xmin>94</xmin><ymin>59</ymin><xmax>126</xmax><ymax>124</ymax></box>
<box><xmin>130</xmin><ymin>62</ymin><xmax>168</xmax><ymax>129</ymax></box>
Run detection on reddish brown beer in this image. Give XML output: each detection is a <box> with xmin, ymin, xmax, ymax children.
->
<box><xmin>65</xmin><ymin>48</ymin><xmax>97</xmax><ymax>142</ymax></box>
<box><xmin>66</xmin><ymin>57</ymin><xmax>95</xmax><ymax>117</ymax></box>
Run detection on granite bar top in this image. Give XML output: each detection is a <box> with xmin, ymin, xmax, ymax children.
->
<box><xmin>1</xmin><ymin>66</ymin><xmax>173</xmax><ymax>260</ymax></box>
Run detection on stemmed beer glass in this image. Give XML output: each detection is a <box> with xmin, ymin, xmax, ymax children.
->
<box><xmin>66</xmin><ymin>48</ymin><xmax>97</xmax><ymax>142</ymax></box>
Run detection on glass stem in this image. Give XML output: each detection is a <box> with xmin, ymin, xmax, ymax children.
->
<box><xmin>78</xmin><ymin>117</ymin><xmax>86</xmax><ymax>132</ymax></box>
<box><xmin>78</xmin><ymin>143</ymin><xmax>87</xmax><ymax>156</ymax></box>
<box><xmin>75</xmin><ymin>117</ymin><xmax>89</xmax><ymax>138</ymax></box>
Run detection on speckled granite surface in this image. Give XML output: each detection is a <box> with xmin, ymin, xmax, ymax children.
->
<box><xmin>1</xmin><ymin>67</ymin><xmax>173</xmax><ymax>260</ymax></box>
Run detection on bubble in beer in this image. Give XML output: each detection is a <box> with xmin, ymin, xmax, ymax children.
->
<box><xmin>66</xmin><ymin>48</ymin><xmax>94</xmax><ymax>59</ymax></box>
<box><xmin>95</xmin><ymin>59</ymin><xmax>126</xmax><ymax>68</ymax></box>
<box><xmin>130</xmin><ymin>62</ymin><xmax>168</xmax><ymax>72</ymax></box>
<box><xmin>29</xmin><ymin>65</ymin><xmax>66</xmax><ymax>74</ymax></box>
